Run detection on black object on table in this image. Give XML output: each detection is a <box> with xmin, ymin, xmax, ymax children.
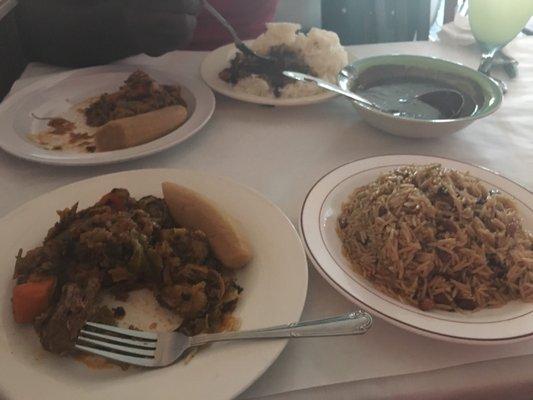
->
<box><xmin>321</xmin><ymin>0</ymin><xmax>431</xmax><ymax>45</ymax></box>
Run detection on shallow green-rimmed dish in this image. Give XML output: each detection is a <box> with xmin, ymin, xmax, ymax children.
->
<box><xmin>338</xmin><ymin>55</ymin><xmax>503</xmax><ymax>138</ymax></box>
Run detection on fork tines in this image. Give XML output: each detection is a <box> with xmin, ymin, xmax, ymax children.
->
<box><xmin>75</xmin><ymin>322</ymin><xmax>158</xmax><ymax>367</ymax></box>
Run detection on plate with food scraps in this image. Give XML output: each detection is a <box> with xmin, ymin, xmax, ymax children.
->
<box><xmin>0</xmin><ymin>64</ymin><xmax>215</xmax><ymax>166</ymax></box>
<box><xmin>200</xmin><ymin>23</ymin><xmax>350</xmax><ymax>106</ymax></box>
<box><xmin>0</xmin><ymin>168</ymin><xmax>308</xmax><ymax>400</ymax></box>
<box><xmin>300</xmin><ymin>155</ymin><xmax>533</xmax><ymax>344</ymax></box>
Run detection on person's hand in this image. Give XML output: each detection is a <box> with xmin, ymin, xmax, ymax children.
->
<box><xmin>17</xmin><ymin>0</ymin><xmax>203</xmax><ymax>66</ymax></box>
<box><xmin>124</xmin><ymin>0</ymin><xmax>202</xmax><ymax>56</ymax></box>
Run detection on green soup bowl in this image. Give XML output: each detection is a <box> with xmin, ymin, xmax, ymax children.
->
<box><xmin>337</xmin><ymin>55</ymin><xmax>503</xmax><ymax>138</ymax></box>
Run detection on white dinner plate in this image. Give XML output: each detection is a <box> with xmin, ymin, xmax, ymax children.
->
<box><xmin>0</xmin><ymin>169</ymin><xmax>308</xmax><ymax>400</ymax></box>
<box><xmin>200</xmin><ymin>42</ymin><xmax>337</xmax><ymax>106</ymax></box>
<box><xmin>0</xmin><ymin>65</ymin><xmax>215</xmax><ymax>166</ymax></box>
<box><xmin>300</xmin><ymin>155</ymin><xmax>533</xmax><ymax>344</ymax></box>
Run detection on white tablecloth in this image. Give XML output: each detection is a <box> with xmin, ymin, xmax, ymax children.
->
<box><xmin>1</xmin><ymin>38</ymin><xmax>533</xmax><ymax>400</ymax></box>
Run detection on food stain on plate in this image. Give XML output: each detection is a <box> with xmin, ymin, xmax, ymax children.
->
<box><xmin>73</xmin><ymin>288</ymin><xmax>185</xmax><ymax>371</ymax></box>
<box><xmin>29</xmin><ymin>98</ymin><xmax>99</xmax><ymax>153</ymax></box>
<box><xmin>28</xmin><ymin>70</ymin><xmax>188</xmax><ymax>153</ymax></box>
<box><xmin>75</xmin><ymin>353</ymin><xmax>117</xmax><ymax>370</ymax></box>
<box><xmin>98</xmin><ymin>289</ymin><xmax>183</xmax><ymax>333</ymax></box>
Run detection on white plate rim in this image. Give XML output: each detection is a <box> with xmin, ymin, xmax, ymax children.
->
<box><xmin>0</xmin><ymin>168</ymin><xmax>308</xmax><ymax>400</ymax></box>
<box><xmin>300</xmin><ymin>154</ymin><xmax>533</xmax><ymax>345</ymax></box>
<box><xmin>0</xmin><ymin>65</ymin><xmax>215</xmax><ymax>166</ymax></box>
<box><xmin>200</xmin><ymin>42</ymin><xmax>338</xmax><ymax>106</ymax></box>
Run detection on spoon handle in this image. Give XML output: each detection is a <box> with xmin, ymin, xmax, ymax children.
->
<box><xmin>283</xmin><ymin>71</ymin><xmax>375</xmax><ymax>107</ymax></box>
<box><xmin>189</xmin><ymin>311</ymin><xmax>372</xmax><ymax>347</ymax></box>
<box><xmin>203</xmin><ymin>0</ymin><xmax>268</xmax><ymax>60</ymax></box>
<box><xmin>203</xmin><ymin>0</ymin><xmax>253</xmax><ymax>57</ymax></box>
<box><xmin>203</xmin><ymin>1</ymin><xmax>241</xmax><ymax>45</ymax></box>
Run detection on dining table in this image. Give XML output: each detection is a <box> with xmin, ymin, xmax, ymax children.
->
<box><xmin>1</xmin><ymin>35</ymin><xmax>532</xmax><ymax>400</ymax></box>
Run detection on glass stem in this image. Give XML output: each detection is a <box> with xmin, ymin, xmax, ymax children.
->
<box><xmin>478</xmin><ymin>45</ymin><xmax>501</xmax><ymax>74</ymax></box>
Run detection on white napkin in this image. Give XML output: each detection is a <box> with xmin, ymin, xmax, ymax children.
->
<box><xmin>251</xmin><ymin>355</ymin><xmax>533</xmax><ymax>400</ymax></box>
<box><xmin>438</xmin><ymin>14</ymin><xmax>476</xmax><ymax>46</ymax></box>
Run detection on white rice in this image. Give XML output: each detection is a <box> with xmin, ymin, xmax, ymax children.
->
<box><xmin>230</xmin><ymin>22</ymin><xmax>349</xmax><ymax>98</ymax></box>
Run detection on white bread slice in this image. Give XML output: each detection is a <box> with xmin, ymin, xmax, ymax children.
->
<box><xmin>162</xmin><ymin>182</ymin><xmax>253</xmax><ymax>269</ymax></box>
<box><xmin>95</xmin><ymin>105</ymin><xmax>187</xmax><ymax>151</ymax></box>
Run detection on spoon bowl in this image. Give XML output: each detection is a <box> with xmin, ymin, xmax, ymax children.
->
<box><xmin>415</xmin><ymin>89</ymin><xmax>465</xmax><ymax>119</ymax></box>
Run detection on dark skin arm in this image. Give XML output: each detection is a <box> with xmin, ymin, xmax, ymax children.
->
<box><xmin>16</xmin><ymin>0</ymin><xmax>202</xmax><ymax>68</ymax></box>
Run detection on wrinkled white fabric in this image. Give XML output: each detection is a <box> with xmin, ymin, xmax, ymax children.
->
<box><xmin>438</xmin><ymin>14</ymin><xmax>477</xmax><ymax>46</ymax></box>
<box><xmin>1</xmin><ymin>38</ymin><xmax>532</xmax><ymax>400</ymax></box>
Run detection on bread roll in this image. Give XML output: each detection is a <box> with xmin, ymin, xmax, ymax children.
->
<box><xmin>95</xmin><ymin>105</ymin><xmax>187</xmax><ymax>151</ymax></box>
<box><xmin>162</xmin><ymin>182</ymin><xmax>253</xmax><ymax>269</ymax></box>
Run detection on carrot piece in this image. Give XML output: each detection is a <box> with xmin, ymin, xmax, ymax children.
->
<box><xmin>12</xmin><ymin>278</ymin><xmax>56</xmax><ymax>324</ymax></box>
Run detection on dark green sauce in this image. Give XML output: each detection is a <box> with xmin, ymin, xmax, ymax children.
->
<box><xmin>350</xmin><ymin>65</ymin><xmax>480</xmax><ymax>120</ymax></box>
<box><xmin>357</xmin><ymin>82</ymin><xmax>446</xmax><ymax>119</ymax></box>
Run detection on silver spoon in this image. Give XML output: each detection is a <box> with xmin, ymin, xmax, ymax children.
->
<box><xmin>203</xmin><ymin>0</ymin><xmax>272</xmax><ymax>63</ymax></box>
<box><xmin>283</xmin><ymin>71</ymin><xmax>465</xmax><ymax>119</ymax></box>
<box><xmin>283</xmin><ymin>71</ymin><xmax>376</xmax><ymax>107</ymax></box>
<box><xmin>416</xmin><ymin>90</ymin><xmax>465</xmax><ymax>119</ymax></box>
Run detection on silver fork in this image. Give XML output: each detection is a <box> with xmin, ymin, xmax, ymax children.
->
<box><xmin>75</xmin><ymin>311</ymin><xmax>372</xmax><ymax>367</ymax></box>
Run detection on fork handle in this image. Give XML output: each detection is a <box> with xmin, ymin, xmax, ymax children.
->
<box><xmin>189</xmin><ymin>311</ymin><xmax>372</xmax><ymax>347</ymax></box>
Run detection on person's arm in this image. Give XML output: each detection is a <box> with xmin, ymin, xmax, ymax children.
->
<box><xmin>16</xmin><ymin>0</ymin><xmax>201</xmax><ymax>67</ymax></box>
